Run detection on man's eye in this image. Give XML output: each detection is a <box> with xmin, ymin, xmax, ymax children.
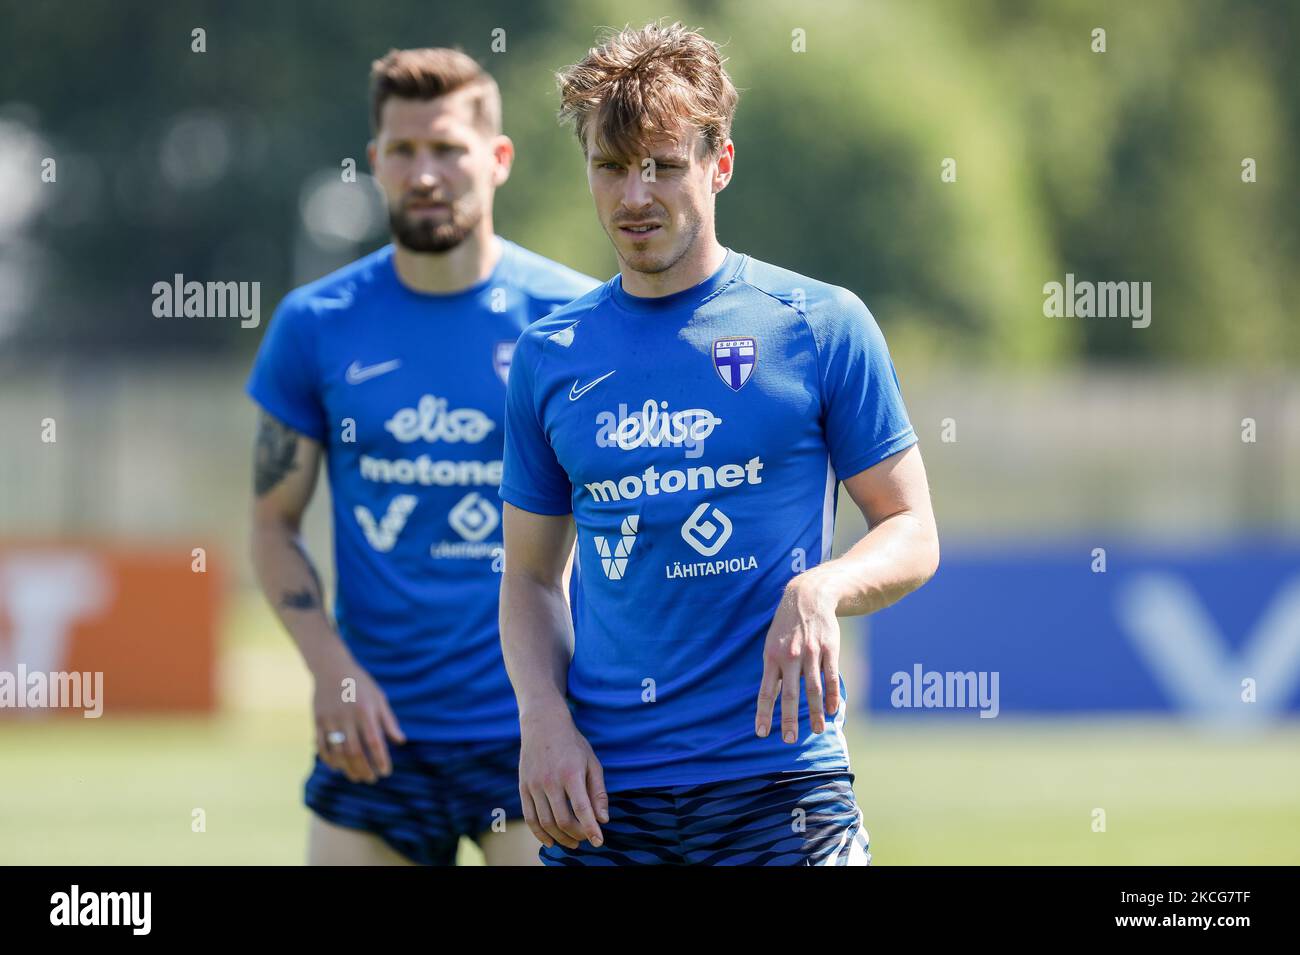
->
<box><xmin>391</xmin><ymin>143</ymin><xmax>413</xmax><ymax>155</ymax></box>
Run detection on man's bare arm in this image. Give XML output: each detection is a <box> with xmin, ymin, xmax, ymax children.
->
<box><xmin>756</xmin><ymin>443</ymin><xmax>939</xmax><ymax>741</ymax></box>
<box><xmin>499</xmin><ymin>502</ymin><xmax>576</xmax><ymax>720</ymax></box>
<box><xmin>500</xmin><ymin>502</ymin><xmax>607</xmax><ymax>849</ymax></box>
<box><xmin>249</xmin><ymin>411</ymin><xmax>341</xmax><ymax>671</ymax></box>
<box><xmin>791</xmin><ymin>443</ymin><xmax>940</xmax><ymax>618</ymax></box>
<box><xmin>249</xmin><ymin>410</ymin><xmax>404</xmax><ymax>782</ymax></box>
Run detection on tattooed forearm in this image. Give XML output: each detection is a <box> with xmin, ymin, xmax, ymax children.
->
<box><xmin>279</xmin><ymin>537</ymin><xmax>325</xmax><ymax>612</ymax></box>
<box><xmin>292</xmin><ymin>536</ymin><xmax>323</xmax><ymax>592</ymax></box>
<box><xmin>254</xmin><ymin>412</ymin><xmax>300</xmax><ymax>496</ymax></box>
<box><xmin>280</xmin><ymin>587</ymin><xmax>320</xmax><ymax>611</ymax></box>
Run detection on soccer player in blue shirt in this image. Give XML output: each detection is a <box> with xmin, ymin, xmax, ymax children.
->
<box><xmin>248</xmin><ymin>48</ymin><xmax>599</xmax><ymax>865</ymax></box>
<box><xmin>498</xmin><ymin>23</ymin><xmax>940</xmax><ymax>865</ymax></box>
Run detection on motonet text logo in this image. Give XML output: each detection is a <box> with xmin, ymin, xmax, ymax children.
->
<box><xmin>584</xmin><ymin>457</ymin><xmax>763</xmax><ymax>503</ymax></box>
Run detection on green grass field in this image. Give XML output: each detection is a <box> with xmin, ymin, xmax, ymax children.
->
<box><xmin>2</xmin><ymin>593</ymin><xmax>1298</xmax><ymax>865</ymax></box>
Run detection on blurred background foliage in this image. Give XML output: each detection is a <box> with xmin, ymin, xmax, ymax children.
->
<box><xmin>0</xmin><ymin>0</ymin><xmax>1295</xmax><ymax>375</ymax></box>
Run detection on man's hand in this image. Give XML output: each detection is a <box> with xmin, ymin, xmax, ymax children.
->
<box><xmin>312</xmin><ymin>658</ymin><xmax>406</xmax><ymax>784</ymax></box>
<box><xmin>755</xmin><ymin>580</ymin><xmax>842</xmax><ymax>742</ymax></box>
<box><xmin>518</xmin><ymin>704</ymin><xmax>609</xmax><ymax>850</ymax></box>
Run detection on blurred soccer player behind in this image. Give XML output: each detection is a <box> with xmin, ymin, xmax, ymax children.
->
<box><xmin>247</xmin><ymin>48</ymin><xmax>599</xmax><ymax>866</ymax></box>
<box><xmin>498</xmin><ymin>22</ymin><xmax>940</xmax><ymax>865</ymax></box>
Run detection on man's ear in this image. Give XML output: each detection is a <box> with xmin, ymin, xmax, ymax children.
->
<box><xmin>712</xmin><ymin>139</ymin><xmax>735</xmax><ymax>194</ymax></box>
<box><xmin>366</xmin><ymin>139</ymin><xmax>377</xmax><ymax>174</ymax></box>
<box><xmin>492</xmin><ymin>135</ymin><xmax>515</xmax><ymax>188</ymax></box>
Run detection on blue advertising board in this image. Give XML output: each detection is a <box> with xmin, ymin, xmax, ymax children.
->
<box><xmin>864</xmin><ymin>542</ymin><xmax>1300</xmax><ymax>723</ymax></box>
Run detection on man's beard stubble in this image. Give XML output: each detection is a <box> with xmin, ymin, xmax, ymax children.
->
<box><xmin>389</xmin><ymin>193</ymin><xmax>482</xmax><ymax>253</ymax></box>
<box><xmin>612</xmin><ymin>204</ymin><xmax>702</xmax><ymax>276</ymax></box>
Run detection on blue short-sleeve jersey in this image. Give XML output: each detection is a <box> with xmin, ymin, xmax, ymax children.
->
<box><xmin>500</xmin><ymin>249</ymin><xmax>917</xmax><ymax>790</ymax></box>
<box><xmin>247</xmin><ymin>239</ymin><xmax>600</xmax><ymax>741</ymax></box>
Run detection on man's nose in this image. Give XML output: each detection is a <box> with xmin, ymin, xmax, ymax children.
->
<box><xmin>621</xmin><ymin>167</ymin><xmax>653</xmax><ymax>210</ymax></box>
<box><xmin>411</xmin><ymin>151</ymin><xmax>440</xmax><ymax>189</ymax></box>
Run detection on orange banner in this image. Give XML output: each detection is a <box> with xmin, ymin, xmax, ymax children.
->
<box><xmin>0</xmin><ymin>544</ymin><xmax>219</xmax><ymax>717</ymax></box>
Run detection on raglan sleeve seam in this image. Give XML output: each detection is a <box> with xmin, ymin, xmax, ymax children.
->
<box><xmin>245</xmin><ymin>296</ymin><xmax>329</xmax><ymax>443</ymax></box>
<box><xmin>498</xmin><ymin>329</ymin><xmax>574</xmax><ymax>516</ymax></box>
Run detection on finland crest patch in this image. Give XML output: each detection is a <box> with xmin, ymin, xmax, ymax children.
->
<box><xmin>494</xmin><ymin>340</ymin><xmax>516</xmax><ymax>385</ymax></box>
<box><xmin>713</xmin><ymin>337</ymin><xmax>757</xmax><ymax>391</ymax></box>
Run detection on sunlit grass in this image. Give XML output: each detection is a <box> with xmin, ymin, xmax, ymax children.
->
<box><xmin>2</xmin><ymin>593</ymin><xmax>1296</xmax><ymax>865</ymax></box>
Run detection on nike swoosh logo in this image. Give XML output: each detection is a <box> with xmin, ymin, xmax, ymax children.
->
<box><xmin>569</xmin><ymin>370</ymin><xmax>616</xmax><ymax>401</ymax></box>
<box><xmin>346</xmin><ymin>359</ymin><xmax>401</xmax><ymax>384</ymax></box>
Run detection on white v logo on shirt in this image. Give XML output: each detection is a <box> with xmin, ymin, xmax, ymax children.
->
<box><xmin>354</xmin><ymin>495</ymin><xmax>418</xmax><ymax>552</ymax></box>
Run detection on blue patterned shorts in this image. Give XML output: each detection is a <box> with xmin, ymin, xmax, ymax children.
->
<box><xmin>540</xmin><ymin>770</ymin><xmax>871</xmax><ymax>866</ymax></box>
<box><xmin>305</xmin><ymin>737</ymin><xmax>523</xmax><ymax>866</ymax></box>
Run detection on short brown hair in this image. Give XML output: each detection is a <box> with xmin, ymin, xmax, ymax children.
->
<box><xmin>369</xmin><ymin>47</ymin><xmax>501</xmax><ymax>136</ymax></box>
<box><xmin>556</xmin><ymin>22</ymin><xmax>738</xmax><ymax>160</ymax></box>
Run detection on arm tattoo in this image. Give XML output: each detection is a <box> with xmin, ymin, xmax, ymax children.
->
<box><xmin>254</xmin><ymin>412</ymin><xmax>300</xmax><ymax>496</ymax></box>
<box><xmin>279</xmin><ymin>537</ymin><xmax>325</xmax><ymax>611</ymax></box>
<box><xmin>280</xmin><ymin>588</ymin><xmax>319</xmax><ymax>611</ymax></box>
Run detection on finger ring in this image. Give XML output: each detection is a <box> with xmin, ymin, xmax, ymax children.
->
<box><xmin>326</xmin><ymin>730</ymin><xmax>346</xmax><ymax>746</ymax></box>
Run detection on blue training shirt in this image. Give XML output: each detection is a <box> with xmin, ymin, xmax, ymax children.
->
<box><xmin>500</xmin><ymin>248</ymin><xmax>918</xmax><ymax>791</ymax></box>
<box><xmin>247</xmin><ymin>238</ymin><xmax>600</xmax><ymax>742</ymax></box>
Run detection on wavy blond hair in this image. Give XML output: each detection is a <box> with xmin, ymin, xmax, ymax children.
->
<box><xmin>556</xmin><ymin>22</ymin><xmax>738</xmax><ymax>159</ymax></box>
